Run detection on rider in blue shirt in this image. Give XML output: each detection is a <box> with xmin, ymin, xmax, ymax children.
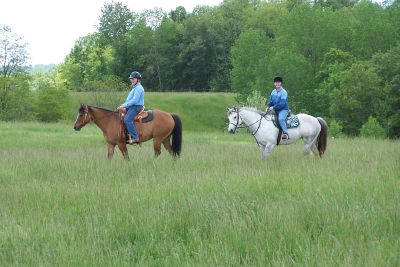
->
<box><xmin>118</xmin><ymin>71</ymin><xmax>144</xmax><ymax>144</ymax></box>
<box><xmin>266</xmin><ymin>76</ymin><xmax>290</xmax><ymax>140</ymax></box>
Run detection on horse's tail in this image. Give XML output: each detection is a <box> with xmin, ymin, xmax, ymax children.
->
<box><xmin>171</xmin><ymin>114</ymin><xmax>182</xmax><ymax>157</ymax></box>
<box><xmin>316</xmin><ymin>117</ymin><xmax>328</xmax><ymax>157</ymax></box>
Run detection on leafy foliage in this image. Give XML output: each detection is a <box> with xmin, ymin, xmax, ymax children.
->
<box><xmin>0</xmin><ymin>25</ymin><xmax>29</xmax><ymax>78</ymax></box>
<box><xmin>329</xmin><ymin>63</ymin><xmax>382</xmax><ymax>135</ymax></box>
<box><xmin>360</xmin><ymin>116</ymin><xmax>386</xmax><ymax>138</ymax></box>
<box><xmin>328</xmin><ymin>119</ymin><xmax>343</xmax><ymax>138</ymax></box>
<box><xmin>0</xmin><ymin>74</ymin><xmax>35</xmax><ymax>121</ymax></box>
<box><xmin>35</xmin><ymin>87</ymin><xmax>72</xmax><ymax>122</ymax></box>
<box><xmin>245</xmin><ymin>90</ymin><xmax>267</xmax><ymax>111</ymax></box>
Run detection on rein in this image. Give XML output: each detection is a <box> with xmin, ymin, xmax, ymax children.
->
<box><xmin>87</xmin><ymin>106</ymin><xmax>119</xmax><ymax>122</ymax></box>
<box><xmin>230</xmin><ymin>108</ymin><xmax>272</xmax><ymax>147</ymax></box>
<box><xmin>231</xmin><ymin>108</ymin><xmax>271</xmax><ymax>135</ymax></box>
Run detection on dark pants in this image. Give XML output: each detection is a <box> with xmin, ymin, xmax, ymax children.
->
<box><xmin>124</xmin><ymin>105</ymin><xmax>143</xmax><ymax>139</ymax></box>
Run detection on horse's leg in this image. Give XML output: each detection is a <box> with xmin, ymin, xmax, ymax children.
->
<box><xmin>258</xmin><ymin>144</ymin><xmax>265</xmax><ymax>154</ymax></box>
<box><xmin>117</xmin><ymin>142</ymin><xmax>130</xmax><ymax>160</ymax></box>
<box><xmin>162</xmin><ymin>135</ymin><xmax>173</xmax><ymax>156</ymax></box>
<box><xmin>303</xmin><ymin>133</ymin><xmax>319</xmax><ymax>156</ymax></box>
<box><xmin>311</xmin><ymin>143</ymin><xmax>319</xmax><ymax>156</ymax></box>
<box><xmin>153</xmin><ymin>138</ymin><xmax>162</xmax><ymax>157</ymax></box>
<box><xmin>303</xmin><ymin>137</ymin><xmax>313</xmax><ymax>156</ymax></box>
<box><xmin>262</xmin><ymin>142</ymin><xmax>275</xmax><ymax>157</ymax></box>
<box><xmin>107</xmin><ymin>143</ymin><xmax>115</xmax><ymax>159</ymax></box>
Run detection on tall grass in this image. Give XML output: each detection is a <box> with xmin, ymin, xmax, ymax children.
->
<box><xmin>0</xmin><ymin>122</ymin><xmax>399</xmax><ymax>265</ymax></box>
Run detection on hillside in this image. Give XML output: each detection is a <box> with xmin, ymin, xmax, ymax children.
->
<box><xmin>70</xmin><ymin>92</ymin><xmax>237</xmax><ymax>132</ymax></box>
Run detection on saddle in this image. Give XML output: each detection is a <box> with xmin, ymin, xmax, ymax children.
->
<box><xmin>271</xmin><ymin>111</ymin><xmax>300</xmax><ymax>129</ymax></box>
<box><xmin>119</xmin><ymin>107</ymin><xmax>154</xmax><ymax>144</ymax></box>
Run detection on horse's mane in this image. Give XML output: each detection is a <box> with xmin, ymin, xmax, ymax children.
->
<box><xmin>80</xmin><ymin>105</ymin><xmax>118</xmax><ymax>114</ymax></box>
<box><xmin>89</xmin><ymin>106</ymin><xmax>118</xmax><ymax>113</ymax></box>
<box><xmin>240</xmin><ymin>107</ymin><xmax>265</xmax><ymax>115</ymax></box>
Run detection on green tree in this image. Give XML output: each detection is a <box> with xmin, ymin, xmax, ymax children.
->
<box><xmin>371</xmin><ymin>43</ymin><xmax>400</xmax><ymax>138</ymax></box>
<box><xmin>0</xmin><ymin>25</ymin><xmax>29</xmax><ymax>78</ymax></box>
<box><xmin>329</xmin><ymin>62</ymin><xmax>382</xmax><ymax>135</ymax></box>
<box><xmin>97</xmin><ymin>2</ymin><xmax>134</xmax><ymax>44</ymax></box>
<box><xmin>153</xmin><ymin>18</ymin><xmax>184</xmax><ymax>90</ymax></box>
<box><xmin>276</xmin><ymin>3</ymin><xmax>359</xmax><ymax>79</ymax></box>
<box><xmin>0</xmin><ymin>73</ymin><xmax>35</xmax><ymax>121</ymax></box>
<box><xmin>231</xmin><ymin>29</ymin><xmax>270</xmax><ymax>102</ymax></box>
<box><xmin>112</xmin><ymin>19</ymin><xmax>154</xmax><ymax>88</ymax></box>
<box><xmin>315</xmin><ymin>48</ymin><xmax>355</xmax><ymax>116</ymax></box>
<box><xmin>352</xmin><ymin>1</ymin><xmax>399</xmax><ymax>59</ymax></box>
<box><xmin>169</xmin><ymin>6</ymin><xmax>187</xmax><ymax>23</ymax></box>
<box><xmin>57</xmin><ymin>34</ymin><xmax>114</xmax><ymax>91</ymax></box>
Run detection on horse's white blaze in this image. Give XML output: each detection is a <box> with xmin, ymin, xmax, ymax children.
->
<box><xmin>227</xmin><ymin>107</ymin><xmax>324</xmax><ymax>157</ymax></box>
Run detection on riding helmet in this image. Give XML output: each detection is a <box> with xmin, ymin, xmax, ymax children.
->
<box><xmin>273</xmin><ymin>76</ymin><xmax>283</xmax><ymax>83</ymax></box>
<box><xmin>129</xmin><ymin>71</ymin><xmax>142</xmax><ymax>79</ymax></box>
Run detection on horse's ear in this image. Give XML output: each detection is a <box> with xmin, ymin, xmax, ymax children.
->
<box><xmin>79</xmin><ymin>104</ymin><xmax>88</xmax><ymax>113</ymax></box>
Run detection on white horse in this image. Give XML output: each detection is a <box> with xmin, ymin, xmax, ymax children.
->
<box><xmin>227</xmin><ymin>107</ymin><xmax>328</xmax><ymax>157</ymax></box>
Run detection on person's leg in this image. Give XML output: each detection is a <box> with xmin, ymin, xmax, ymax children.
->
<box><xmin>124</xmin><ymin>107</ymin><xmax>139</xmax><ymax>141</ymax></box>
<box><xmin>278</xmin><ymin>109</ymin><xmax>289</xmax><ymax>139</ymax></box>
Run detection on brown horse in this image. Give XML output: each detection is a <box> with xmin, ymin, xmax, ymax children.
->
<box><xmin>73</xmin><ymin>104</ymin><xmax>182</xmax><ymax>159</ymax></box>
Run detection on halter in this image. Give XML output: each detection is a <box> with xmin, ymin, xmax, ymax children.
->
<box><xmin>82</xmin><ymin>106</ymin><xmax>119</xmax><ymax>123</ymax></box>
<box><xmin>228</xmin><ymin>107</ymin><xmax>243</xmax><ymax>131</ymax></box>
<box><xmin>229</xmin><ymin>107</ymin><xmax>269</xmax><ymax>136</ymax></box>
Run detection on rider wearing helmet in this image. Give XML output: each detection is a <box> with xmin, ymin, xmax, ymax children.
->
<box><xmin>118</xmin><ymin>71</ymin><xmax>144</xmax><ymax>143</ymax></box>
<box><xmin>266</xmin><ymin>76</ymin><xmax>290</xmax><ymax>140</ymax></box>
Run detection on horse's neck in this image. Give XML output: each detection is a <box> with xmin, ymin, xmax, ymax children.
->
<box><xmin>90</xmin><ymin>108</ymin><xmax>118</xmax><ymax>133</ymax></box>
<box><xmin>240</xmin><ymin>109</ymin><xmax>274</xmax><ymax>131</ymax></box>
<box><xmin>240</xmin><ymin>110</ymin><xmax>260</xmax><ymax>128</ymax></box>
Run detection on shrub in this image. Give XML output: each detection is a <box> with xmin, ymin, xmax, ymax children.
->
<box><xmin>245</xmin><ymin>90</ymin><xmax>266</xmax><ymax>111</ymax></box>
<box><xmin>329</xmin><ymin>119</ymin><xmax>343</xmax><ymax>137</ymax></box>
<box><xmin>35</xmin><ymin>88</ymin><xmax>72</xmax><ymax>122</ymax></box>
<box><xmin>82</xmin><ymin>75</ymin><xmax>128</xmax><ymax>92</ymax></box>
<box><xmin>0</xmin><ymin>75</ymin><xmax>36</xmax><ymax>121</ymax></box>
<box><xmin>360</xmin><ymin>116</ymin><xmax>386</xmax><ymax>138</ymax></box>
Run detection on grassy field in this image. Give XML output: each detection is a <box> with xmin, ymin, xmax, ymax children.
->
<box><xmin>0</xmin><ymin>122</ymin><xmax>399</xmax><ymax>266</ymax></box>
<box><xmin>69</xmin><ymin>92</ymin><xmax>236</xmax><ymax>132</ymax></box>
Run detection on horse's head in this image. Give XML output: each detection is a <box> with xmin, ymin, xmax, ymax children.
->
<box><xmin>74</xmin><ymin>104</ymin><xmax>92</xmax><ymax>131</ymax></box>
<box><xmin>227</xmin><ymin>107</ymin><xmax>242</xmax><ymax>134</ymax></box>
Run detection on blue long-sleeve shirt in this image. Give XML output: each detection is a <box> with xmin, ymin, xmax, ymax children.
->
<box><xmin>122</xmin><ymin>83</ymin><xmax>144</xmax><ymax>108</ymax></box>
<box><xmin>266</xmin><ymin>87</ymin><xmax>289</xmax><ymax>112</ymax></box>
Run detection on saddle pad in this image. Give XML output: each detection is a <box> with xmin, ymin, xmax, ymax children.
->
<box><xmin>273</xmin><ymin>114</ymin><xmax>300</xmax><ymax>129</ymax></box>
<box><xmin>286</xmin><ymin>115</ymin><xmax>300</xmax><ymax>128</ymax></box>
<box><xmin>134</xmin><ymin>110</ymin><xmax>153</xmax><ymax>123</ymax></box>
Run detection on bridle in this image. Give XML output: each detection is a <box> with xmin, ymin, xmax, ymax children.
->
<box><xmin>79</xmin><ymin>106</ymin><xmax>119</xmax><ymax>124</ymax></box>
<box><xmin>228</xmin><ymin>107</ymin><xmax>243</xmax><ymax>132</ymax></box>
<box><xmin>229</xmin><ymin>107</ymin><xmax>270</xmax><ymax>135</ymax></box>
<box><xmin>229</xmin><ymin>107</ymin><xmax>272</xmax><ymax>146</ymax></box>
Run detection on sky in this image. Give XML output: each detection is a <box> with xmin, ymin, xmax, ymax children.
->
<box><xmin>0</xmin><ymin>0</ymin><xmax>222</xmax><ymax>65</ymax></box>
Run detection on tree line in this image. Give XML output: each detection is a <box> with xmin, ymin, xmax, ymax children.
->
<box><xmin>1</xmin><ymin>0</ymin><xmax>399</xmax><ymax>137</ymax></box>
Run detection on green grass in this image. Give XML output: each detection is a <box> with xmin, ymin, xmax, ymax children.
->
<box><xmin>69</xmin><ymin>92</ymin><xmax>237</xmax><ymax>132</ymax></box>
<box><xmin>0</xmin><ymin>122</ymin><xmax>399</xmax><ymax>266</ymax></box>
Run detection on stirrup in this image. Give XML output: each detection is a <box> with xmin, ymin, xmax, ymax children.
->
<box><xmin>128</xmin><ymin>138</ymin><xmax>139</xmax><ymax>144</ymax></box>
<box><xmin>282</xmin><ymin>133</ymin><xmax>289</xmax><ymax>140</ymax></box>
